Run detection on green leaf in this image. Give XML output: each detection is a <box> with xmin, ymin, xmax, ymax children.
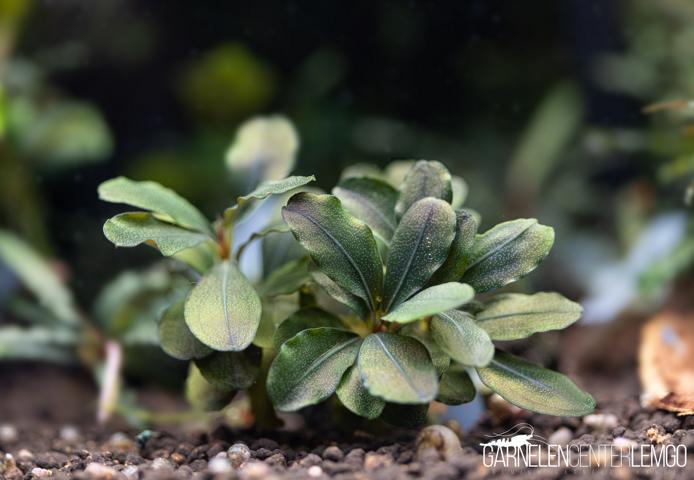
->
<box><xmin>282</xmin><ymin>193</ymin><xmax>383</xmax><ymax>310</ymax></box>
<box><xmin>0</xmin><ymin>326</ymin><xmax>78</xmax><ymax>363</ymax></box>
<box><xmin>431</xmin><ymin>310</ymin><xmax>494</xmax><ymax>367</ymax></box>
<box><xmin>98</xmin><ymin>176</ymin><xmax>211</xmax><ymax>234</ymax></box>
<box><xmin>437</xmin><ymin>364</ymin><xmax>476</xmax><ymax>405</ymax></box>
<box><xmin>185</xmin><ymin>363</ymin><xmax>236</xmax><ymax>411</ymax></box>
<box><xmin>158</xmin><ymin>299</ymin><xmax>212</xmax><ymax>360</ymax></box>
<box><xmin>383</xmin><ymin>198</ymin><xmax>456</xmax><ymax>312</ymax></box>
<box><xmin>400</xmin><ymin>322</ymin><xmax>450</xmax><ymax>374</ymax></box>
<box><xmin>267</xmin><ymin>327</ymin><xmax>361</xmax><ymax>411</ymax></box>
<box><xmin>310</xmin><ymin>267</ymin><xmax>369</xmax><ymax>318</ymax></box>
<box><xmin>236</xmin><ymin>223</ymin><xmax>290</xmax><ymax>261</ymax></box>
<box><xmin>333</xmin><ymin>177</ymin><xmax>398</xmax><ymax>242</ymax></box>
<box><xmin>258</xmin><ymin>257</ymin><xmax>310</xmax><ymax>297</ymax></box>
<box><xmin>476</xmin><ymin>350</ymin><xmax>595</xmax><ymax>416</ymax></box>
<box><xmin>195</xmin><ymin>346</ymin><xmax>262</xmax><ymax>391</ymax></box>
<box><xmin>477</xmin><ymin>292</ymin><xmax>582</xmax><ymax>340</ymax></box>
<box><xmin>461</xmin><ymin>219</ymin><xmax>554</xmax><ymax>292</ymax></box>
<box><xmin>273</xmin><ymin>307</ymin><xmax>344</xmax><ymax>350</ymax></box>
<box><xmin>450</xmin><ymin>176</ymin><xmax>468</xmax><ymax>209</ymax></box>
<box><xmin>358</xmin><ymin>333</ymin><xmax>438</xmax><ymax>404</ymax></box>
<box><xmin>382</xmin><ymin>283</ymin><xmax>474</xmax><ymax>323</ymax></box>
<box><xmin>336</xmin><ymin>365</ymin><xmax>385</xmax><ymax>419</ymax></box>
<box><xmin>0</xmin><ymin>230</ymin><xmax>80</xmax><ymax>326</ymax></box>
<box><xmin>395</xmin><ymin>160</ymin><xmax>452</xmax><ymax>219</ymax></box>
<box><xmin>103</xmin><ymin>213</ymin><xmax>211</xmax><ymax>256</ymax></box>
<box><xmin>429</xmin><ymin>209</ymin><xmax>479</xmax><ymax>284</ymax></box>
<box><xmin>253</xmin><ymin>296</ymin><xmax>299</xmax><ymax>349</ymax></box>
<box><xmin>262</xmin><ymin>231</ymin><xmax>307</xmax><ymax>277</ymax></box>
<box><xmin>225</xmin><ymin>175</ymin><xmax>316</xmax><ymax>221</ymax></box>
<box><xmin>173</xmin><ymin>241</ymin><xmax>219</xmax><ymax>274</ymax></box>
<box><xmin>184</xmin><ymin>260</ymin><xmax>261</xmax><ymax>351</ymax></box>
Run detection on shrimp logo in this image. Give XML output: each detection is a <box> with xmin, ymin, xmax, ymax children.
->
<box><xmin>479</xmin><ymin>423</ymin><xmax>544</xmax><ymax>448</ymax></box>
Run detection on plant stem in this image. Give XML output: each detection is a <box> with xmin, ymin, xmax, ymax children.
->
<box><xmin>97</xmin><ymin>340</ymin><xmax>122</xmax><ymax>424</ymax></box>
<box><xmin>248</xmin><ymin>348</ymin><xmax>282</xmax><ymax>429</ymax></box>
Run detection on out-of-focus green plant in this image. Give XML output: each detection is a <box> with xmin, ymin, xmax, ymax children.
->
<box><xmin>267</xmin><ymin>160</ymin><xmax>593</xmax><ymax>423</ymax></box>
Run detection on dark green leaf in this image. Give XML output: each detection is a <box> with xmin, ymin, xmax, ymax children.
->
<box><xmin>310</xmin><ymin>267</ymin><xmax>369</xmax><ymax>318</ymax></box>
<box><xmin>282</xmin><ymin>193</ymin><xmax>382</xmax><ymax>310</ymax></box>
<box><xmin>258</xmin><ymin>257</ymin><xmax>310</xmax><ymax>297</ymax></box>
<box><xmin>400</xmin><ymin>322</ymin><xmax>450</xmax><ymax>374</ymax></box>
<box><xmin>184</xmin><ymin>260</ymin><xmax>261</xmax><ymax>351</ymax></box>
<box><xmin>437</xmin><ymin>364</ymin><xmax>475</xmax><ymax>405</ymax></box>
<box><xmin>195</xmin><ymin>346</ymin><xmax>262</xmax><ymax>391</ymax></box>
<box><xmin>225</xmin><ymin>175</ymin><xmax>315</xmax><ymax>221</ymax></box>
<box><xmin>382</xmin><ymin>283</ymin><xmax>474</xmax><ymax>323</ymax></box>
<box><xmin>267</xmin><ymin>327</ymin><xmax>361</xmax><ymax>411</ymax></box>
<box><xmin>429</xmin><ymin>209</ymin><xmax>479</xmax><ymax>284</ymax></box>
<box><xmin>158</xmin><ymin>299</ymin><xmax>212</xmax><ymax>360</ymax></box>
<box><xmin>461</xmin><ymin>219</ymin><xmax>554</xmax><ymax>292</ymax></box>
<box><xmin>431</xmin><ymin>310</ymin><xmax>494</xmax><ymax>367</ymax></box>
<box><xmin>185</xmin><ymin>363</ymin><xmax>236</xmax><ymax>411</ymax></box>
<box><xmin>98</xmin><ymin>176</ymin><xmax>211</xmax><ymax>234</ymax></box>
<box><xmin>358</xmin><ymin>333</ymin><xmax>438</xmax><ymax>404</ymax></box>
<box><xmin>336</xmin><ymin>365</ymin><xmax>385</xmax><ymax>419</ymax></box>
<box><xmin>273</xmin><ymin>308</ymin><xmax>344</xmax><ymax>350</ymax></box>
<box><xmin>103</xmin><ymin>213</ymin><xmax>211</xmax><ymax>256</ymax></box>
<box><xmin>333</xmin><ymin>177</ymin><xmax>398</xmax><ymax>242</ymax></box>
<box><xmin>395</xmin><ymin>160</ymin><xmax>452</xmax><ymax>219</ymax></box>
<box><xmin>383</xmin><ymin>198</ymin><xmax>456</xmax><ymax>312</ymax></box>
<box><xmin>476</xmin><ymin>350</ymin><xmax>595</xmax><ymax>416</ymax></box>
<box><xmin>477</xmin><ymin>292</ymin><xmax>582</xmax><ymax>340</ymax></box>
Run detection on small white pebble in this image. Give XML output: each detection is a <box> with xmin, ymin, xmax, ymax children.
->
<box><xmin>240</xmin><ymin>461</ymin><xmax>271</xmax><ymax>480</ymax></box>
<box><xmin>121</xmin><ymin>465</ymin><xmax>139</xmax><ymax>480</ymax></box>
<box><xmin>613</xmin><ymin>437</ymin><xmax>638</xmax><ymax>452</ymax></box>
<box><xmin>0</xmin><ymin>424</ymin><xmax>18</xmax><ymax>443</ymax></box>
<box><xmin>548</xmin><ymin>427</ymin><xmax>573</xmax><ymax>446</ymax></box>
<box><xmin>17</xmin><ymin>449</ymin><xmax>34</xmax><ymax>460</ymax></box>
<box><xmin>208</xmin><ymin>453</ymin><xmax>232</xmax><ymax>474</ymax></box>
<box><xmin>59</xmin><ymin>425</ymin><xmax>80</xmax><ymax>442</ymax></box>
<box><xmin>583</xmin><ymin>413</ymin><xmax>618</xmax><ymax>430</ymax></box>
<box><xmin>151</xmin><ymin>457</ymin><xmax>174</xmax><ymax>471</ymax></box>
<box><xmin>31</xmin><ymin>467</ymin><xmax>53</xmax><ymax>477</ymax></box>
<box><xmin>84</xmin><ymin>463</ymin><xmax>118</xmax><ymax>479</ymax></box>
<box><xmin>307</xmin><ymin>465</ymin><xmax>323</xmax><ymax>477</ymax></box>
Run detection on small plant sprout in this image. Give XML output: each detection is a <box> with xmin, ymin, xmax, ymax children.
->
<box><xmin>100</xmin><ymin>116</ymin><xmax>315</xmax><ymax>421</ymax></box>
<box><xmin>268</xmin><ymin>160</ymin><xmax>595</xmax><ymax>423</ymax></box>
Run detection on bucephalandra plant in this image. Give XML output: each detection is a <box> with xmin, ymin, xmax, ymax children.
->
<box><xmin>267</xmin><ymin>160</ymin><xmax>595</xmax><ymax>422</ymax></box>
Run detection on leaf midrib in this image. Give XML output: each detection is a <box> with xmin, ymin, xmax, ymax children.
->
<box><xmin>466</xmin><ymin>221</ymin><xmax>533</xmax><ymax>271</ymax></box>
<box><xmin>477</xmin><ymin>309</ymin><xmax>578</xmax><ymax>322</ymax></box>
<box><xmin>373</xmin><ymin>335</ymin><xmax>428</xmax><ymax>401</ymax></box>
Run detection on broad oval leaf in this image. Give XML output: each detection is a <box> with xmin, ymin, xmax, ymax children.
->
<box><xmin>158</xmin><ymin>299</ymin><xmax>212</xmax><ymax>360</ymax></box>
<box><xmin>476</xmin><ymin>350</ymin><xmax>595</xmax><ymax>416</ymax></box>
<box><xmin>395</xmin><ymin>160</ymin><xmax>452</xmax><ymax>219</ymax></box>
<box><xmin>383</xmin><ymin>198</ymin><xmax>456</xmax><ymax>312</ymax></box>
<box><xmin>267</xmin><ymin>327</ymin><xmax>361</xmax><ymax>411</ymax></box>
<box><xmin>282</xmin><ymin>193</ymin><xmax>382</xmax><ymax>310</ymax></box>
<box><xmin>225</xmin><ymin>175</ymin><xmax>315</xmax><ymax>221</ymax></box>
<box><xmin>437</xmin><ymin>363</ymin><xmax>476</xmax><ymax>405</ymax></box>
<box><xmin>98</xmin><ymin>176</ymin><xmax>211</xmax><ymax>234</ymax></box>
<box><xmin>185</xmin><ymin>363</ymin><xmax>236</xmax><ymax>411</ymax></box>
<box><xmin>333</xmin><ymin>177</ymin><xmax>398</xmax><ymax>242</ymax></box>
<box><xmin>103</xmin><ymin>213</ymin><xmax>211</xmax><ymax>256</ymax></box>
<box><xmin>185</xmin><ymin>261</ymin><xmax>261</xmax><ymax>351</ymax></box>
<box><xmin>429</xmin><ymin>209</ymin><xmax>479</xmax><ymax>284</ymax></box>
<box><xmin>358</xmin><ymin>333</ymin><xmax>438</xmax><ymax>404</ymax></box>
<box><xmin>382</xmin><ymin>283</ymin><xmax>474</xmax><ymax>323</ymax></box>
<box><xmin>336</xmin><ymin>365</ymin><xmax>385</xmax><ymax>419</ymax></box>
<box><xmin>273</xmin><ymin>307</ymin><xmax>344</xmax><ymax>350</ymax></box>
<box><xmin>194</xmin><ymin>346</ymin><xmax>262</xmax><ymax>391</ymax></box>
<box><xmin>461</xmin><ymin>219</ymin><xmax>554</xmax><ymax>293</ymax></box>
<box><xmin>310</xmin><ymin>267</ymin><xmax>369</xmax><ymax>318</ymax></box>
<box><xmin>400</xmin><ymin>322</ymin><xmax>450</xmax><ymax>374</ymax></box>
<box><xmin>477</xmin><ymin>292</ymin><xmax>582</xmax><ymax>340</ymax></box>
<box><xmin>431</xmin><ymin>310</ymin><xmax>494</xmax><ymax>367</ymax></box>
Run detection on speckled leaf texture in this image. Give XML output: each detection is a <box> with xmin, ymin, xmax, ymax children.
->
<box><xmin>431</xmin><ymin>309</ymin><xmax>494</xmax><ymax>367</ymax></box>
<box><xmin>103</xmin><ymin>213</ymin><xmax>211</xmax><ymax>256</ymax></box>
<box><xmin>310</xmin><ymin>268</ymin><xmax>369</xmax><ymax>318</ymax></box>
<box><xmin>429</xmin><ymin>209</ymin><xmax>479</xmax><ymax>284</ymax></box>
<box><xmin>358</xmin><ymin>333</ymin><xmax>438</xmax><ymax>404</ymax></box>
<box><xmin>333</xmin><ymin>177</ymin><xmax>398</xmax><ymax>242</ymax></box>
<box><xmin>336</xmin><ymin>365</ymin><xmax>385</xmax><ymax>419</ymax></box>
<box><xmin>185</xmin><ymin>363</ymin><xmax>236</xmax><ymax>411</ymax></box>
<box><xmin>461</xmin><ymin>219</ymin><xmax>554</xmax><ymax>293</ymax></box>
<box><xmin>395</xmin><ymin>160</ymin><xmax>453</xmax><ymax>219</ymax></box>
<box><xmin>437</xmin><ymin>363</ymin><xmax>476</xmax><ymax>405</ymax></box>
<box><xmin>98</xmin><ymin>176</ymin><xmax>212</xmax><ymax>234</ymax></box>
<box><xmin>477</xmin><ymin>292</ymin><xmax>582</xmax><ymax>340</ymax></box>
<box><xmin>194</xmin><ymin>347</ymin><xmax>262</xmax><ymax>391</ymax></box>
<box><xmin>267</xmin><ymin>327</ymin><xmax>361</xmax><ymax>411</ymax></box>
<box><xmin>158</xmin><ymin>299</ymin><xmax>212</xmax><ymax>360</ymax></box>
<box><xmin>382</xmin><ymin>282</ymin><xmax>474</xmax><ymax>323</ymax></box>
<box><xmin>184</xmin><ymin>260</ymin><xmax>261</xmax><ymax>351</ymax></box>
<box><xmin>224</xmin><ymin>175</ymin><xmax>315</xmax><ymax>220</ymax></box>
<box><xmin>273</xmin><ymin>308</ymin><xmax>344</xmax><ymax>350</ymax></box>
<box><xmin>383</xmin><ymin>198</ymin><xmax>456</xmax><ymax>312</ymax></box>
<box><xmin>282</xmin><ymin>193</ymin><xmax>383</xmax><ymax>310</ymax></box>
<box><xmin>400</xmin><ymin>322</ymin><xmax>450</xmax><ymax>375</ymax></box>
<box><xmin>476</xmin><ymin>350</ymin><xmax>595</xmax><ymax>416</ymax></box>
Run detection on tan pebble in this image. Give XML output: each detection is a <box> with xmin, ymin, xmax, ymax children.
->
<box><xmin>645</xmin><ymin>426</ymin><xmax>670</xmax><ymax>444</ymax></box>
<box><xmin>151</xmin><ymin>457</ymin><xmax>174</xmax><ymax>471</ymax></box>
<box><xmin>240</xmin><ymin>461</ymin><xmax>273</xmax><ymax>480</ymax></box>
<box><xmin>17</xmin><ymin>449</ymin><xmax>34</xmax><ymax>460</ymax></box>
<box><xmin>548</xmin><ymin>427</ymin><xmax>573</xmax><ymax>446</ymax></box>
<box><xmin>0</xmin><ymin>424</ymin><xmax>18</xmax><ymax>443</ymax></box>
<box><xmin>84</xmin><ymin>462</ymin><xmax>118</xmax><ymax>479</ymax></box>
<box><xmin>108</xmin><ymin>433</ymin><xmax>136</xmax><ymax>452</ymax></box>
<box><xmin>415</xmin><ymin>425</ymin><xmax>462</xmax><ymax>461</ymax></box>
<box><xmin>364</xmin><ymin>453</ymin><xmax>392</xmax><ymax>470</ymax></box>
<box><xmin>59</xmin><ymin>426</ymin><xmax>80</xmax><ymax>442</ymax></box>
<box><xmin>307</xmin><ymin>465</ymin><xmax>323</xmax><ymax>477</ymax></box>
<box><xmin>31</xmin><ymin>467</ymin><xmax>53</xmax><ymax>478</ymax></box>
<box><xmin>120</xmin><ymin>465</ymin><xmax>139</xmax><ymax>480</ymax></box>
<box><xmin>583</xmin><ymin>413</ymin><xmax>618</xmax><ymax>430</ymax></box>
<box><xmin>170</xmin><ymin>453</ymin><xmax>185</xmax><ymax>464</ymax></box>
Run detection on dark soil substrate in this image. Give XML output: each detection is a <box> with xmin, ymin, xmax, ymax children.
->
<box><xmin>1</xmin><ymin>324</ymin><xmax>693</xmax><ymax>479</ymax></box>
